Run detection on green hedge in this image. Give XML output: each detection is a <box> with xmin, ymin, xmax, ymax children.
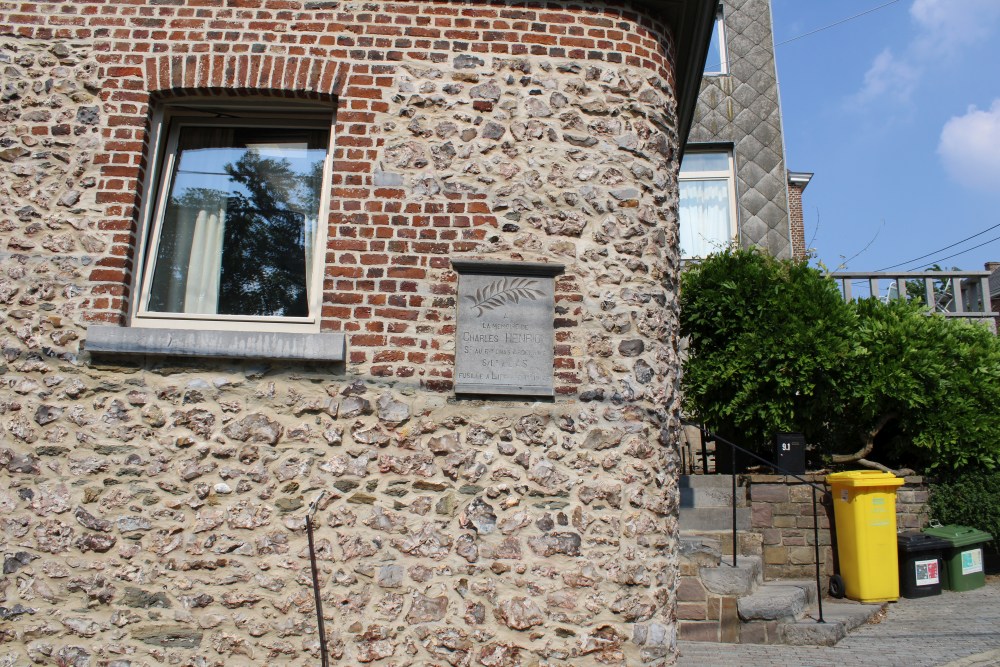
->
<box><xmin>929</xmin><ymin>470</ymin><xmax>1000</xmax><ymax>553</ymax></box>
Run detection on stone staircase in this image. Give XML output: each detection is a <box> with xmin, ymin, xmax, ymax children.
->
<box><xmin>678</xmin><ymin>475</ymin><xmax>883</xmax><ymax>645</ymax></box>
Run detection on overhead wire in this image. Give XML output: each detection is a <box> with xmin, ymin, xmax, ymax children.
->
<box><xmin>875</xmin><ymin>222</ymin><xmax>1000</xmax><ymax>271</ymax></box>
<box><xmin>703</xmin><ymin>0</ymin><xmax>902</xmax><ymax>72</ymax></box>
<box><xmin>902</xmin><ymin>233</ymin><xmax>1000</xmax><ymax>270</ymax></box>
<box><xmin>704</xmin><ymin>0</ymin><xmax>997</xmax><ymax>272</ymax></box>
<box><xmin>774</xmin><ymin>0</ymin><xmax>902</xmax><ymax>49</ymax></box>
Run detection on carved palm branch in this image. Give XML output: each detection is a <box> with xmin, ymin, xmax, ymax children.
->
<box><xmin>465</xmin><ymin>277</ymin><xmax>544</xmax><ymax>316</ymax></box>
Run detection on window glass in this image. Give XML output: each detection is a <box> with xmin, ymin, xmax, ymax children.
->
<box><xmin>704</xmin><ymin>6</ymin><xmax>728</xmax><ymax>75</ymax></box>
<box><xmin>145</xmin><ymin>124</ymin><xmax>327</xmax><ymax>319</ymax></box>
<box><xmin>680</xmin><ymin>179</ymin><xmax>732</xmax><ymax>257</ymax></box>
<box><xmin>681</xmin><ymin>151</ymin><xmax>729</xmax><ymax>174</ymax></box>
<box><xmin>679</xmin><ymin>150</ymin><xmax>736</xmax><ymax>258</ymax></box>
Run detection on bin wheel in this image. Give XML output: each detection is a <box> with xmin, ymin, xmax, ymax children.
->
<box><xmin>829</xmin><ymin>574</ymin><xmax>846</xmax><ymax>599</ymax></box>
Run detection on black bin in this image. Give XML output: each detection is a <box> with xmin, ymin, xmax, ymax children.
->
<box><xmin>897</xmin><ymin>531</ymin><xmax>949</xmax><ymax>598</ymax></box>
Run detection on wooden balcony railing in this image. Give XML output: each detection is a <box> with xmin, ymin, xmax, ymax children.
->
<box><xmin>830</xmin><ymin>270</ymin><xmax>997</xmax><ymax>321</ymax></box>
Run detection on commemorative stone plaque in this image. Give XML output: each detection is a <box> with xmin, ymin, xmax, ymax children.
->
<box><xmin>452</xmin><ymin>260</ymin><xmax>565</xmax><ymax>396</ymax></box>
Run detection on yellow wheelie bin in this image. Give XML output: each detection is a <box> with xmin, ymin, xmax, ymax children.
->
<box><xmin>827</xmin><ymin>471</ymin><xmax>905</xmax><ymax>602</ymax></box>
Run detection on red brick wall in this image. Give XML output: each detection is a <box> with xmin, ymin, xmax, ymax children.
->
<box><xmin>788</xmin><ymin>181</ymin><xmax>806</xmax><ymax>262</ymax></box>
<box><xmin>2</xmin><ymin>1</ymin><xmax>676</xmax><ymax>395</ymax></box>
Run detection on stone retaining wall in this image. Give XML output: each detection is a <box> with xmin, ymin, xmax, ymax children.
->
<box><xmin>748</xmin><ymin>474</ymin><xmax>931</xmax><ymax>582</ymax></box>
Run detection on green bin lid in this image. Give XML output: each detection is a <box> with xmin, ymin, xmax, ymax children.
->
<box><xmin>922</xmin><ymin>524</ymin><xmax>993</xmax><ymax>548</ymax></box>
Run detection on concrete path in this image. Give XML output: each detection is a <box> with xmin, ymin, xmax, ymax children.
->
<box><xmin>678</xmin><ymin>577</ymin><xmax>1000</xmax><ymax>667</ymax></box>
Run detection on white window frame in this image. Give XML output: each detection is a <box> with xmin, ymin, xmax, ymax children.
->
<box><xmin>679</xmin><ymin>150</ymin><xmax>739</xmax><ymax>259</ymax></box>
<box><xmin>131</xmin><ymin>102</ymin><xmax>334</xmax><ymax>333</ymax></box>
<box><xmin>704</xmin><ymin>4</ymin><xmax>729</xmax><ymax>75</ymax></box>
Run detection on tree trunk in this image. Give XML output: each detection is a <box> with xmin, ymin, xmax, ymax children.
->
<box><xmin>855</xmin><ymin>458</ymin><xmax>915</xmax><ymax>477</ymax></box>
<box><xmin>830</xmin><ymin>412</ymin><xmax>897</xmax><ymax>465</ymax></box>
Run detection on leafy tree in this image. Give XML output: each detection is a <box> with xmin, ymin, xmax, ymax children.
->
<box><xmin>680</xmin><ymin>247</ymin><xmax>856</xmax><ymax>456</ymax></box>
<box><xmin>838</xmin><ymin>299</ymin><xmax>1000</xmax><ymax>471</ymax></box>
<box><xmin>217</xmin><ymin>149</ymin><xmax>318</xmax><ymax>317</ymax></box>
<box><xmin>681</xmin><ymin>248</ymin><xmax>1000</xmax><ymax>472</ymax></box>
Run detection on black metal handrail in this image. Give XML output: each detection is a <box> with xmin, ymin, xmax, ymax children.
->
<box><xmin>683</xmin><ymin>421</ymin><xmax>827</xmax><ymax>624</ymax></box>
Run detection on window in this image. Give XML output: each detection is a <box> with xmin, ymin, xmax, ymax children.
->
<box><xmin>704</xmin><ymin>4</ymin><xmax>728</xmax><ymax>75</ymax></box>
<box><xmin>679</xmin><ymin>150</ymin><xmax>738</xmax><ymax>258</ymax></box>
<box><xmin>134</xmin><ymin>103</ymin><xmax>334</xmax><ymax>332</ymax></box>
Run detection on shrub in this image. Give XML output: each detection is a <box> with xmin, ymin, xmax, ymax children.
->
<box><xmin>929</xmin><ymin>471</ymin><xmax>1000</xmax><ymax>553</ymax></box>
<box><xmin>681</xmin><ymin>248</ymin><xmax>1000</xmax><ymax>472</ymax></box>
<box><xmin>844</xmin><ymin>299</ymin><xmax>1000</xmax><ymax>471</ymax></box>
<box><xmin>680</xmin><ymin>247</ymin><xmax>855</xmax><ymax>457</ymax></box>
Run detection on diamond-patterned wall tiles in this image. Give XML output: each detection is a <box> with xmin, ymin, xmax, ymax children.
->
<box><xmin>688</xmin><ymin>0</ymin><xmax>792</xmax><ymax>258</ymax></box>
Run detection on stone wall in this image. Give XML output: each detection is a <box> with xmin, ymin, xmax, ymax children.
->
<box><xmin>748</xmin><ymin>474</ymin><xmax>931</xmax><ymax>582</ymax></box>
<box><xmin>0</xmin><ymin>2</ymin><xmax>689</xmax><ymax>666</ymax></box>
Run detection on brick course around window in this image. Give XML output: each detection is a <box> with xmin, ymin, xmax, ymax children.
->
<box><xmin>3</xmin><ymin>0</ymin><xmax>677</xmax><ymax>392</ymax></box>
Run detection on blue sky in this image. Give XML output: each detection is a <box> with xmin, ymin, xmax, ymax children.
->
<box><xmin>771</xmin><ymin>0</ymin><xmax>1000</xmax><ymax>273</ymax></box>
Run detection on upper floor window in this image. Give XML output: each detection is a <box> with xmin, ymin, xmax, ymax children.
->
<box><xmin>704</xmin><ymin>5</ymin><xmax>729</xmax><ymax>75</ymax></box>
<box><xmin>679</xmin><ymin>150</ymin><xmax>737</xmax><ymax>258</ymax></box>
<box><xmin>134</xmin><ymin>102</ymin><xmax>334</xmax><ymax>332</ymax></box>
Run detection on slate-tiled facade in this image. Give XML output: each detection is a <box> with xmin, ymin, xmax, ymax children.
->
<box><xmin>688</xmin><ymin>0</ymin><xmax>794</xmax><ymax>259</ymax></box>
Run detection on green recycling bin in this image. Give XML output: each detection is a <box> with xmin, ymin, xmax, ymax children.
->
<box><xmin>921</xmin><ymin>523</ymin><xmax>993</xmax><ymax>592</ymax></box>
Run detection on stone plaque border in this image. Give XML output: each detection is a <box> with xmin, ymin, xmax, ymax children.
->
<box><xmin>452</xmin><ymin>259</ymin><xmax>565</xmax><ymax>397</ymax></box>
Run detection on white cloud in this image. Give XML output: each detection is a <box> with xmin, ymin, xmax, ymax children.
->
<box><xmin>938</xmin><ymin>100</ymin><xmax>1000</xmax><ymax>192</ymax></box>
<box><xmin>849</xmin><ymin>0</ymin><xmax>1000</xmax><ymax>107</ymax></box>
<box><xmin>910</xmin><ymin>0</ymin><xmax>1000</xmax><ymax>54</ymax></box>
<box><xmin>850</xmin><ymin>48</ymin><xmax>920</xmax><ymax>106</ymax></box>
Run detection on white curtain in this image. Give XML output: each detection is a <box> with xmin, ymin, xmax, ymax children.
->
<box><xmin>679</xmin><ymin>179</ymin><xmax>732</xmax><ymax>258</ymax></box>
<box><xmin>154</xmin><ymin>194</ymin><xmax>228</xmax><ymax>314</ymax></box>
<box><xmin>183</xmin><ymin>203</ymin><xmax>227</xmax><ymax>314</ymax></box>
<box><xmin>303</xmin><ymin>215</ymin><xmax>315</xmax><ymax>306</ymax></box>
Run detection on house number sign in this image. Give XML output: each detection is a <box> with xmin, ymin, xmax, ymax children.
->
<box><xmin>452</xmin><ymin>260</ymin><xmax>564</xmax><ymax>396</ymax></box>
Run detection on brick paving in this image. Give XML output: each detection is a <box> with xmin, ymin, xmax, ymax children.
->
<box><xmin>678</xmin><ymin>577</ymin><xmax>1000</xmax><ymax>666</ymax></box>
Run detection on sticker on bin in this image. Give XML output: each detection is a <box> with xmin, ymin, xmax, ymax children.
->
<box><xmin>840</xmin><ymin>489</ymin><xmax>849</xmax><ymax>502</ymax></box>
<box><xmin>914</xmin><ymin>559</ymin><xmax>939</xmax><ymax>586</ymax></box>
<box><xmin>961</xmin><ymin>548</ymin><xmax>983</xmax><ymax>575</ymax></box>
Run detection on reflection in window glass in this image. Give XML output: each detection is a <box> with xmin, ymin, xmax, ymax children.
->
<box><xmin>704</xmin><ymin>6</ymin><xmax>728</xmax><ymax>75</ymax></box>
<box><xmin>147</xmin><ymin>126</ymin><xmax>327</xmax><ymax>318</ymax></box>
<box><xmin>681</xmin><ymin>152</ymin><xmax>730</xmax><ymax>173</ymax></box>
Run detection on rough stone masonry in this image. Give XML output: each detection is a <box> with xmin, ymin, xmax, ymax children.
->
<box><xmin>0</xmin><ymin>1</ymin><xmax>696</xmax><ymax>665</ymax></box>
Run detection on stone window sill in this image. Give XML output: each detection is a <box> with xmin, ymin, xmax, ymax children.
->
<box><xmin>85</xmin><ymin>325</ymin><xmax>346</xmax><ymax>362</ymax></box>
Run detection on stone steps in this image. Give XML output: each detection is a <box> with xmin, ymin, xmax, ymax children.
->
<box><xmin>679</xmin><ymin>473</ymin><xmax>751</xmax><ymax>531</ymax></box>
<box><xmin>738</xmin><ymin>580</ymin><xmax>817</xmax><ymax>622</ymax></box>
<box><xmin>678</xmin><ymin>475</ymin><xmax>884</xmax><ymax>647</ymax></box>
<box><xmin>778</xmin><ymin>600</ymin><xmax>886</xmax><ymax>646</ymax></box>
<box><xmin>701</xmin><ymin>555</ymin><xmax>763</xmax><ymax>597</ymax></box>
<box><xmin>679</xmin><ymin>473</ymin><xmax>747</xmax><ymax>508</ymax></box>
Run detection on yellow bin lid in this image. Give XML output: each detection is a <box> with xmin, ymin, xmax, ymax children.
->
<box><xmin>827</xmin><ymin>470</ymin><xmax>905</xmax><ymax>488</ymax></box>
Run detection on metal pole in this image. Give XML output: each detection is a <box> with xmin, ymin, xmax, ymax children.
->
<box><xmin>306</xmin><ymin>493</ymin><xmax>330</xmax><ymax>667</ymax></box>
<box><xmin>812</xmin><ymin>486</ymin><xmax>825</xmax><ymax>623</ymax></box>
<box><xmin>732</xmin><ymin>442</ymin><xmax>738</xmax><ymax>567</ymax></box>
<box><xmin>700</xmin><ymin>424</ymin><xmax>710</xmax><ymax>474</ymax></box>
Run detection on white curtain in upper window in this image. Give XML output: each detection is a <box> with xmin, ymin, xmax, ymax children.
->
<box><xmin>679</xmin><ymin>178</ymin><xmax>732</xmax><ymax>258</ymax></box>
